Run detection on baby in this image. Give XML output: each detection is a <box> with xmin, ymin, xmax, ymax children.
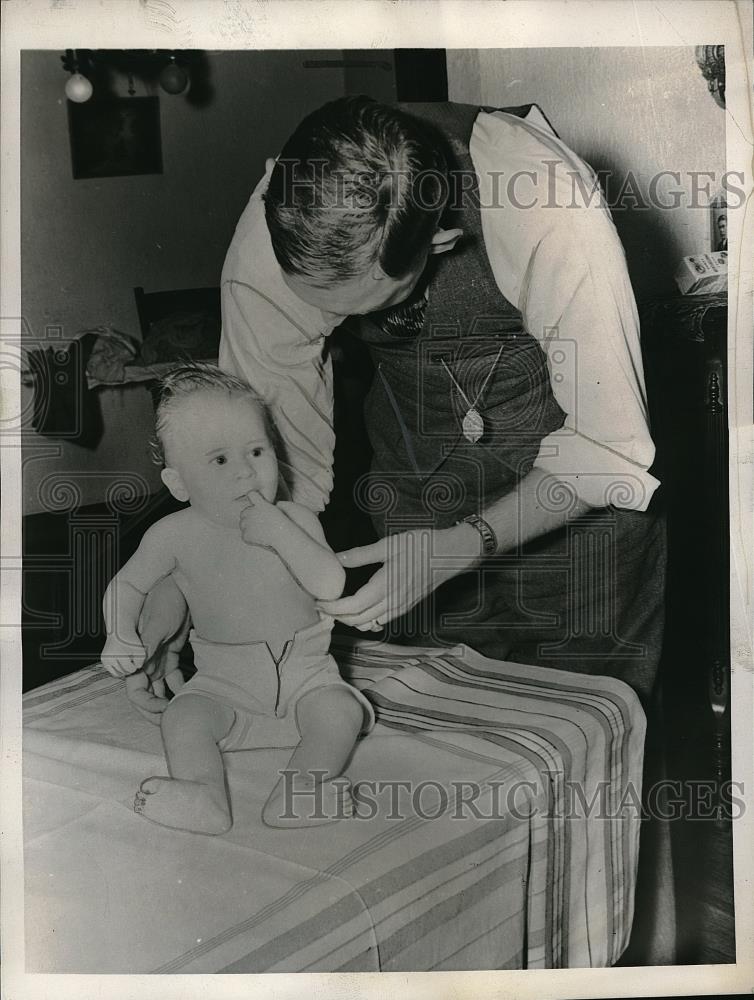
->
<box><xmin>100</xmin><ymin>364</ymin><xmax>374</xmax><ymax>834</ymax></box>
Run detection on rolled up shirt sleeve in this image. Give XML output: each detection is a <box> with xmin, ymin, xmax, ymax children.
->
<box><xmin>219</xmin><ymin>171</ymin><xmax>338</xmax><ymax>513</ymax></box>
<box><xmin>520</xmin><ymin>223</ymin><xmax>660</xmax><ymax>512</ymax></box>
<box><xmin>219</xmin><ymin>278</ymin><xmax>335</xmax><ymax>512</ymax></box>
<box><xmin>473</xmin><ymin>110</ymin><xmax>660</xmax><ymax>512</ymax></box>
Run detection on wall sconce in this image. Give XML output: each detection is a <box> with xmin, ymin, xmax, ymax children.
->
<box><xmin>63</xmin><ymin>50</ymin><xmax>94</xmax><ymax>103</ymax></box>
<box><xmin>60</xmin><ymin>49</ymin><xmax>194</xmax><ymax>103</ymax></box>
<box><xmin>695</xmin><ymin>45</ymin><xmax>725</xmax><ymax>109</ymax></box>
<box><xmin>158</xmin><ymin>54</ymin><xmax>189</xmax><ymax>95</ymax></box>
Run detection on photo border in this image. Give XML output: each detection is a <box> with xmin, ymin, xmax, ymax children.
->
<box><xmin>2</xmin><ymin>3</ymin><xmax>752</xmax><ymax>999</ymax></box>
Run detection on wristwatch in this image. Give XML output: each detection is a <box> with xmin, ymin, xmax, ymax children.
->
<box><xmin>458</xmin><ymin>513</ymin><xmax>497</xmax><ymax>557</ymax></box>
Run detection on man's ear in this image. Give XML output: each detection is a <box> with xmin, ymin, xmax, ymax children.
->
<box><xmin>430</xmin><ymin>227</ymin><xmax>463</xmax><ymax>255</ymax></box>
<box><xmin>161</xmin><ymin>467</ymin><xmax>189</xmax><ymax>503</ymax></box>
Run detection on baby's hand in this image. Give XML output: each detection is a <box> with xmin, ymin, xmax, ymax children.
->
<box><xmin>125</xmin><ymin>668</ymin><xmax>184</xmax><ymax>724</ymax></box>
<box><xmin>125</xmin><ymin>670</ymin><xmax>169</xmax><ymax>723</ymax></box>
<box><xmin>240</xmin><ymin>491</ymin><xmax>285</xmax><ymax>547</ymax></box>
<box><xmin>101</xmin><ymin>632</ymin><xmax>146</xmax><ymax>677</ymax></box>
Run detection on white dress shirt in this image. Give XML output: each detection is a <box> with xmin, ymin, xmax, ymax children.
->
<box><xmin>219</xmin><ymin>108</ymin><xmax>659</xmax><ymax>513</ymax></box>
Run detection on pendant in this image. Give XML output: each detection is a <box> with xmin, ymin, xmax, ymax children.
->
<box><xmin>462</xmin><ymin>407</ymin><xmax>484</xmax><ymax>443</ymax></box>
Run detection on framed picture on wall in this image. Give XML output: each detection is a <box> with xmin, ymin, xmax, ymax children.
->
<box><xmin>67</xmin><ymin>96</ymin><xmax>163</xmax><ymax>179</ymax></box>
<box><xmin>709</xmin><ymin>193</ymin><xmax>728</xmax><ymax>252</ymax></box>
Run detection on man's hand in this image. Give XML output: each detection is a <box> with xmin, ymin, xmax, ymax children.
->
<box><xmin>101</xmin><ymin>632</ymin><xmax>146</xmax><ymax>677</ymax></box>
<box><xmin>137</xmin><ymin>575</ymin><xmax>190</xmax><ymax>680</ymax></box>
<box><xmin>317</xmin><ymin>525</ymin><xmax>481</xmax><ymax>630</ymax></box>
<box><xmin>239</xmin><ymin>491</ymin><xmax>286</xmax><ymax>547</ymax></box>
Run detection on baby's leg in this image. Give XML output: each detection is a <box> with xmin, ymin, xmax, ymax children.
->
<box><xmin>134</xmin><ymin>694</ymin><xmax>235</xmax><ymax>835</ymax></box>
<box><xmin>263</xmin><ymin>687</ymin><xmax>363</xmax><ymax>828</ymax></box>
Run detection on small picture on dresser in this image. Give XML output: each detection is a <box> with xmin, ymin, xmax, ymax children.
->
<box><xmin>709</xmin><ymin>194</ymin><xmax>728</xmax><ymax>252</ymax></box>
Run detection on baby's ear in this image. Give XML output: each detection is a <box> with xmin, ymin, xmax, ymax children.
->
<box><xmin>161</xmin><ymin>467</ymin><xmax>189</xmax><ymax>503</ymax></box>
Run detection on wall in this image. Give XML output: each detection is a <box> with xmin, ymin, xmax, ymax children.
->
<box><xmin>447</xmin><ymin>47</ymin><xmax>727</xmax><ymax>304</ymax></box>
<box><xmin>21</xmin><ymin>50</ymin><xmax>346</xmax><ymax>514</ymax></box>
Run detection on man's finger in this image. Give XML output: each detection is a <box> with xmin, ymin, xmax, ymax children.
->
<box><xmin>335</xmin><ymin>604</ymin><xmax>388</xmax><ymax>629</ymax></box>
<box><xmin>317</xmin><ymin>572</ymin><xmax>388</xmax><ymax>617</ymax></box>
<box><xmin>336</xmin><ymin>539</ymin><xmax>388</xmax><ymax>568</ymax></box>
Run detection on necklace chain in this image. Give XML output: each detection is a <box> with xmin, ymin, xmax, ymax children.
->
<box><xmin>441</xmin><ymin>344</ymin><xmax>504</xmax><ymax>411</ymax></box>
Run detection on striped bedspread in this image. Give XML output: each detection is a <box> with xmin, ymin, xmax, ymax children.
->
<box><xmin>23</xmin><ymin>639</ymin><xmax>645</xmax><ymax>972</ymax></box>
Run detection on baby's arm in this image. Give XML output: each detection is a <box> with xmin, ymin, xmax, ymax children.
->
<box><xmin>240</xmin><ymin>493</ymin><xmax>345</xmax><ymax>600</ymax></box>
<box><xmin>101</xmin><ymin>520</ymin><xmax>179</xmax><ymax>677</ymax></box>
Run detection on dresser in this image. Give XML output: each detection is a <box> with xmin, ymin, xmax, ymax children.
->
<box><xmin>640</xmin><ymin>291</ymin><xmax>733</xmax><ymax>962</ymax></box>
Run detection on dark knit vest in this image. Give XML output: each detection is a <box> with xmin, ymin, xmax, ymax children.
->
<box><xmin>353</xmin><ymin>102</ymin><xmax>565</xmax><ymax>534</ymax></box>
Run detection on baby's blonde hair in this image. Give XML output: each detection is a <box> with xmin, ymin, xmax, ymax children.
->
<box><xmin>150</xmin><ymin>362</ymin><xmax>274</xmax><ymax>466</ymax></box>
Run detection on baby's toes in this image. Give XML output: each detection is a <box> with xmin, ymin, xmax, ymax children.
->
<box><xmin>134</xmin><ymin>775</ymin><xmax>162</xmax><ymax>814</ymax></box>
<box><xmin>139</xmin><ymin>775</ymin><xmax>166</xmax><ymax>795</ymax></box>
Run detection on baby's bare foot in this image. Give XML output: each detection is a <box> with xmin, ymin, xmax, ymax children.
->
<box><xmin>134</xmin><ymin>776</ymin><xmax>231</xmax><ymax>835</ymax></box>
<box><xmin>262</xmin><ymin>771</ymin><xmax>353</xmax><ymax>829</ymax></box>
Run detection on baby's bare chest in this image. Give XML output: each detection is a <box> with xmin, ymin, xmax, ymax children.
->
<box><xmin>172</xmin><ymin>534</ymin><xmax>312</xmax><ymax>640</ymax></box>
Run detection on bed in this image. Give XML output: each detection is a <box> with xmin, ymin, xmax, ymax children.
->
<box><xmin>22</xmin><ymin>285</ymin><xmax>222</xmax><ymax>447</ymax></box>
<box><xmin>83</xmin><ymin>285</ymin><xmax>222</xmax><ymax>388</ymax></box>
<box><xmin>24</xmin><ymin>637</ymin><xmax>645</xmax><ymax>973</ymax></box>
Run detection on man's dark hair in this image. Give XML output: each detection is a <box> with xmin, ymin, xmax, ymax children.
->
<box><xmin>264</xmin><ymin>96</ymin><xmax>448</xmax><ymax>286</ymax></box>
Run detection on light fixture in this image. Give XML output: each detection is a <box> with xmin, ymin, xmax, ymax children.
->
<box><xmin>159</xmin><ymin>54</ymin><xmax>188</xmax><ymax>95</ymax></box>
<box><xmin>60</xmin><ymin>49</ymin><xmax>195</xmax><ymax>103</ymax></box>
<box><xmin>62</xmin><ymin>51</ymin><xmax>93</xmax><ymax>103</ymax></box>
<box><xmin>65</xmin><ymin>72</ymin><xmax>93</xmax><ymax>103</ymax></box>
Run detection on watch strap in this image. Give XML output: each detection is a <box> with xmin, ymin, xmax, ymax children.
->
<box><xmin>458</xmin><ymin>513</ymin><xmax>497</xmax><ymax>557</ymax></box>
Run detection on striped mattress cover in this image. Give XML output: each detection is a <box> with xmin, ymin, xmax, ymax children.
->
<box><xmin>23</xmin><ymin>638</ymin><xmax>645</xmax><ymax>972</ymax></box>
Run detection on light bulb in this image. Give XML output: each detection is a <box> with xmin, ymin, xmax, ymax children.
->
<box><xmin>159</xmin><ymin>60</ymin><xmax>188</xmax><ymax>95</ymax></box>
<box><xmin>65</xmin><ymin>73</ymin><xmax>93</xmax><ymax>103</ymax></box>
